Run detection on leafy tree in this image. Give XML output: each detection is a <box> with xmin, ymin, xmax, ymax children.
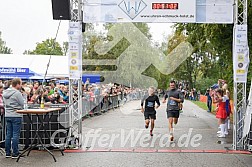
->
<box><xmin>62</xmin><ymin>42</ymin><xmax>68</xmax><ymax>56</ymax></box>
<box><xmin>30</xmin><ymin>38</ymin><xmax>63</xmax><ymax>55</ymax></box>
<box><xmin>0</xmin><ymin>31</ymin><xmax>12</xmax><ymax>54</ymax></box>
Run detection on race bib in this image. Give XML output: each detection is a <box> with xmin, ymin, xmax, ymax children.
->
<box><xmin>147</xmin><ymin>102</ymin><xmax>154</xmax><ymax>107</ymax></box>
<box><xmin>169</xmin><ymin>100</ymin><xmax>176</xmax><ymax>106</ymax></box>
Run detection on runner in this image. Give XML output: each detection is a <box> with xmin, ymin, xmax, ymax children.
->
<box><xmin>141</xmin><ymin>86</ymin><xmax>160</xmax><ymax>136</ymax></box>
<box><xmin>163</xmin><ymin>81</ymin><xmax>184</xmax><ymax>142</ymax></box>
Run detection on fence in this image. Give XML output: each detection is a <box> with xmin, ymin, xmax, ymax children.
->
<box><xmin>0</xmin><ymin>91</ymin><xmax>147</xmax><ymax>150</ymax></box>
<box><xmin>19</xmin><ymin>104</ymin><xmax>69</xmax><ymax>149</ymax></box>
<box><xmin>0</xmin><ymin>114</ymin><xmax>5</xmax><ymax>154</ymax></box>
<box><xmin>81</xmin><ymin>91</ymin><xmax>147</xmax><ymax>117</ymax></box>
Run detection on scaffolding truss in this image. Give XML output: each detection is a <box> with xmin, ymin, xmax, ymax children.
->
<box><xmin>68</xmin><ymin>0</ymin><xmax>83</xmax><ymax>147</ymax></box>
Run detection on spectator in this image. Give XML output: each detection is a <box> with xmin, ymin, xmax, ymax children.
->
<box><xmin>3</xmin><ymin>80</ymin><xmax>11</xmax><ymax>90</ymax></box>
<box><xmin>197</xmin><ymin>90</ymin><xmax>201</xmax><ymax>101</ymax></box>
<box><xmin>51</xmin><ymin>92</ymin><xmax>67</xmax><ymax>104</ymax></box>
<box><xmin>3</xmin><ymin>78</ymin><xmax>24</xmax><ymax>158</ymax></box>
<box><xmin>0</xmin><ymin>84</ymin><xmax>4</xmax><ymax>137</ymax></box>
<box><xmin>32</xmin><ymin>81</ymin><xmax>39</xmax><ymax>93</ymax></box>
<box><xmin>85</xmin><ymin>78</ymin><xmax>90</xmax><ymax>90</ymax></box>
<box><xmin>58</xmin><ymin>85</ymin><xmax>69</xmax><ymax>102</ymax></box>
<box><xmin>48</xmin><ymin>83</ymin><xmax>55</xmax><ymax>96</ymax></box>
<box><xmin>212</xmin><ymin>89</ymin><xmax>228</xmax><ymax>138</ymax></box>
<box><xmin>189</xmin><ymin>89</ymin><xmax>194</xmax><ymax>100</ymax></box>
<box><xmin>205</xmin><ymin>89</ymin><xmax>212</xmax><ymax>112</ymax></box>
<box><xmin>193</xmin><ymin>88</ymin><xmax>197</xmax><ymax>101</ymax></box>
<box><xmin>222</xmin><ymin>83</ymin><xmax>231</xmax><ymax>131</ymax></box>
<box><xmin>0</xmin><ymin>84</ymin><xmax>4</xmax><ymax>115</ymax></box>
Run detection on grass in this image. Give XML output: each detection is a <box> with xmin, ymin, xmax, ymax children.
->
<box><xmin>191</xmin><ymin>100</ymin><xmax>233</xmax><ymax>122</ymax></box>
<box><xmin>191</xmin><ymin>100</ymin><xmax>216</xmax><ymax>114</ymax></box>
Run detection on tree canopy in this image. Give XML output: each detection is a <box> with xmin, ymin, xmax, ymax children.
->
<box><xmin>0</xmin><ymin>31</ymin><xmax>12</xmax><ymax>54</ymax></box>
<box><xmin>25</xmin><ymin>38</ymin><xmax>63</xmax><ymax>55</ymax></box>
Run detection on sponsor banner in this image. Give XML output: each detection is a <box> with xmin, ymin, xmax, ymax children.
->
<box><xmin>68</xmin><ymin>22</ymin><xmax>82</xmax><ymax>79</ymax></box>
<box><xmin>0</xmin><ymin>68</ymin><xmax>30</xmax><ymax>75</ymax></box>
<box><xmin>83</xmin><ymin>0</ymin><xmax>234</xmax><ymax>23</ymax></box>
<box><xmin>84</xmin><ymin>0</ymin><xmax>196</xmax><ymax>23</ymax></box>
<box><xmin>233</xmin><ymin>25</ymin><xmax>250</xmax><ymax>83</ymax></box>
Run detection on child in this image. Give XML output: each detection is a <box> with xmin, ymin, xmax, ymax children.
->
<box><xmin>213</xmin><ymin>89</ymin><xmax>228</xmax><ymax>138</ymax></box>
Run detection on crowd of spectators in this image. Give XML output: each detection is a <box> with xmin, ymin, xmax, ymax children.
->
<box><xmin>156</xmin><ymin>81</ymin><xmax>201</xmax><ymax>101</ymax></box>
<box><xmin>0</xmin><ymin>79</ymin><xmax>146</xmax><ymax>116</ymax></box>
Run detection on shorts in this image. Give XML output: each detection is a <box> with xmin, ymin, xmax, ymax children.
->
<box><xmin>144</xmin><ymin>112</ymin><xmax>156</xmax><ymax>120</ymax></box>
<box><xmin>167</xmin><ymin>110</ymin><xmax>180</xmax><ymax>118</ymax></box>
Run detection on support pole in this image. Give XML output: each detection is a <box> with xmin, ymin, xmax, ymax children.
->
<box><xmin>68</xmin><ymin>0</ymin><xmax>83</xmax><ymax>148</ymax></box>
<box><xmin>233</xmin><ymin>0</ymin><xmax>248</xmax><ymax>150</ymax></box>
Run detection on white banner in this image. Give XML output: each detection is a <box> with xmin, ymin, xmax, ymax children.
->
<box><xmin>68</xmin><ymin>22</ymin><xmax>82</xmax><ymax>79</ymax></box>
<box><xmin>83</xmin><ymin>0</ymin><xmax>234</xmax><ymax>23</ymax></box>
<box><xmin>233</xmin><ymin>25</ymin><xmax>250</xmax><ymax>83</ymax></box>
<box><xmin>84</xmin><ymin>0</ymin><xmax>196</xmax><ymax>23</ymax></box>
<box><xmin>196</xmin><ymin>0</ymin><xmax>234</xmax><ymax>5</ymax></box>
<box><xmin>196</xmin><ymin>4</ymin><xmax>233</xmax><ymax>23</ymax></box>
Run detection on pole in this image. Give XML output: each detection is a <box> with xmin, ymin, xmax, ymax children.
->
<box><xmin>68</xmin><ymin>0</ymin><xmax>83</xmax><ymax>148</ymax></box>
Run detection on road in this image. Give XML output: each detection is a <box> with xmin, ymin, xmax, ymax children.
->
<box><xmin>0</xmin><ymin>100</ymin><xmax>251</xmax><ymax>167</ymax></box>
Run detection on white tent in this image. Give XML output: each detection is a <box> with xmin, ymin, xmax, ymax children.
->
<box><xmin>0</xmin><ymin>54</ymin><xmax>68</xmax><ymax>78</ymax></box>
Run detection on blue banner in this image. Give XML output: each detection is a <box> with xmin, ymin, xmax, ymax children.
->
<box><xmin>0</xmin><ymin>68</ymin><xmax>31</xmax><ymax>75</ymax></box>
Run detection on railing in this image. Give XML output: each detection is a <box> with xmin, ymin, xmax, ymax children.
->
<box><xmin>0</xmin><ymin>113</ymin><xmax>5</xmax><ymax>154</ymax></box>
<box><xmin>0</xmin><ymin>91</ymin><xmax>147</xmax><ymax>150</ymax></box>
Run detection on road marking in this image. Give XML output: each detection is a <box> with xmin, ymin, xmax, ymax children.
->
<box><xmin>64</xmin><ymin>149</ymin><xmax>251</xmax><ymax>155</ymax></box>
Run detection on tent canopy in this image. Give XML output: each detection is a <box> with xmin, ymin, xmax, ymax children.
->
<box><xmin>0</xmin><ymin>54</ymin><xmax>68</xmax><ymax>78</ymax></box>
<box><xmin>0</xmin><ymin>67</ymin><xmax>42</xmax><ymax>79</ymax></box>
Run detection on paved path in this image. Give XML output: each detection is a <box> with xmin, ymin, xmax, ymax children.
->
<box><xmin>81</xmin><ymin>99</ymin><xmax>233</xmax><ymax>150</ymax></box>
<box><xmin>0</xmin><ymin>100</ymin><xmax>251</xmax><ymax>167</ymax></box>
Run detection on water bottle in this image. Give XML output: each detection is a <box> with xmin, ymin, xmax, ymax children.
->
<box><xmin>40</xmin><ymin>96</ymin><xmax>45</xmax><ymax>109</ymax></box>
<box><xmin>23</xmin><ymin>94</ymin><xmax>28</xmax><ymax>110</ymax></box>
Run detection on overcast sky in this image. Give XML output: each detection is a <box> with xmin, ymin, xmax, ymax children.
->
<box><xmin>0</xmin><ymin>0</ymin><xmax>173</xmax><ymax>54</ymax></box>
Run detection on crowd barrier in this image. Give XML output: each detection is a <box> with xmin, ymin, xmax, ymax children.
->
<box><xmin>81</xmin><ymin>91</ymin><xmax>147</xmax><ymax>117</ymax></box>
<box><xmin>0</xmin><ymin>114</ymin><xmax>5</xmax><ymax>153</ymax></box>
<box><xmin>0</xmin><ymin>91</ymin><xmax>147</xmax><ymax>150</ymax></box>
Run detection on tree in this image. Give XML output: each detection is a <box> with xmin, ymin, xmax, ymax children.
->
<box><xmin>0</xmin><ymin>31</ymin><xmax>12</xmax><ymax>54</ymax></box>
<box><xmin>62</xmin><ymin>42</ymin><xmax>68</xmax><ymax>56</ymax></box>
<box><xmin>30</xmin><ymin>38</ymin><xmax>63</xmax><ymax>55</ymax></box>
<box><xmin>172</xmin><ymin>3</ymin><xmax>252</xmax><ymax>94</ymax></box>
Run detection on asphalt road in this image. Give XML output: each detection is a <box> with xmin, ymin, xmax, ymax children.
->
<box><xmin>0</xmin><ymin>100</ymin><xmax>251</xmax><ymax>167</ymax></box>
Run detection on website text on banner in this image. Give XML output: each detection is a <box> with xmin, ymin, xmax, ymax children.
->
<box><xmin>83</xmin><ymin>0</ymin><xmax>234</xmax><ymax>23</ymax></box>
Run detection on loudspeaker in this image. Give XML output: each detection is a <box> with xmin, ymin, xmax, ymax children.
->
<box><xmin>82</xmin><ymin>23</ymin><xmax>86</xmax><ymax>32</ymax></box>
<box><xmin>51</xmin><ymin>0</ymin><xmax>71</xmax><ymax>20</ymax></box>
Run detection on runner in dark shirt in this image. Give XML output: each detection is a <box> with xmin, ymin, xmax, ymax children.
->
<box><xmin>163</xmin><ymin>80</ymin><xmax>184</xmax><ymax>142</ymax></box>
<box><xmin>141</xmin><ymin>86</ymin><xmax>160</xmax><ymax>136</ymax></box>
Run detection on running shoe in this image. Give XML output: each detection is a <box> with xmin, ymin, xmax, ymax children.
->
<box><xmin>169</xmin><ymin>135</ymin><xmax>174</xmax><ymax>142</ymax></box>
<box><xmin>150</xmin><ymin>130</ymin><xmax>153</xmax><ymax>136</ymax></box>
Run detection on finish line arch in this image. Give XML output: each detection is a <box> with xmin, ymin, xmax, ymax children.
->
<box><xmin>66</xmin><ymin>0</ymin><xmax>250</xmax><ymax>151</ymax></box>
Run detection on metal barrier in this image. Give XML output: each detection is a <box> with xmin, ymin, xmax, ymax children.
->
<box><xmin>81</xmin><ymin>93</ymin><xmax>124</xmax><ymax>117</ymax></box>
<box><xmin>19</xmin><ymin>104</ymin><xmax>69</xmax><ymax>149</ymax></box>
<box><xmin>81</xmin><ymin>91</ymin><xmax>147</xmax><ymax>117</ymax></box>
<box><xmin>0</xmin><ymin>113</ymin><xmax>5</xmax><ymax>154</ymax></box>
<box><xmin>0</xmin><ymin>91</ymin><xmax>147</xmax><ymax>150</ymax></box>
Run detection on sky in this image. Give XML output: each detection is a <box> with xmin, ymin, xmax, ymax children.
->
<box><xmin>0</xmin><ymin>0</ymin><xmax>173</xmax><ymax>54</ymax></box>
